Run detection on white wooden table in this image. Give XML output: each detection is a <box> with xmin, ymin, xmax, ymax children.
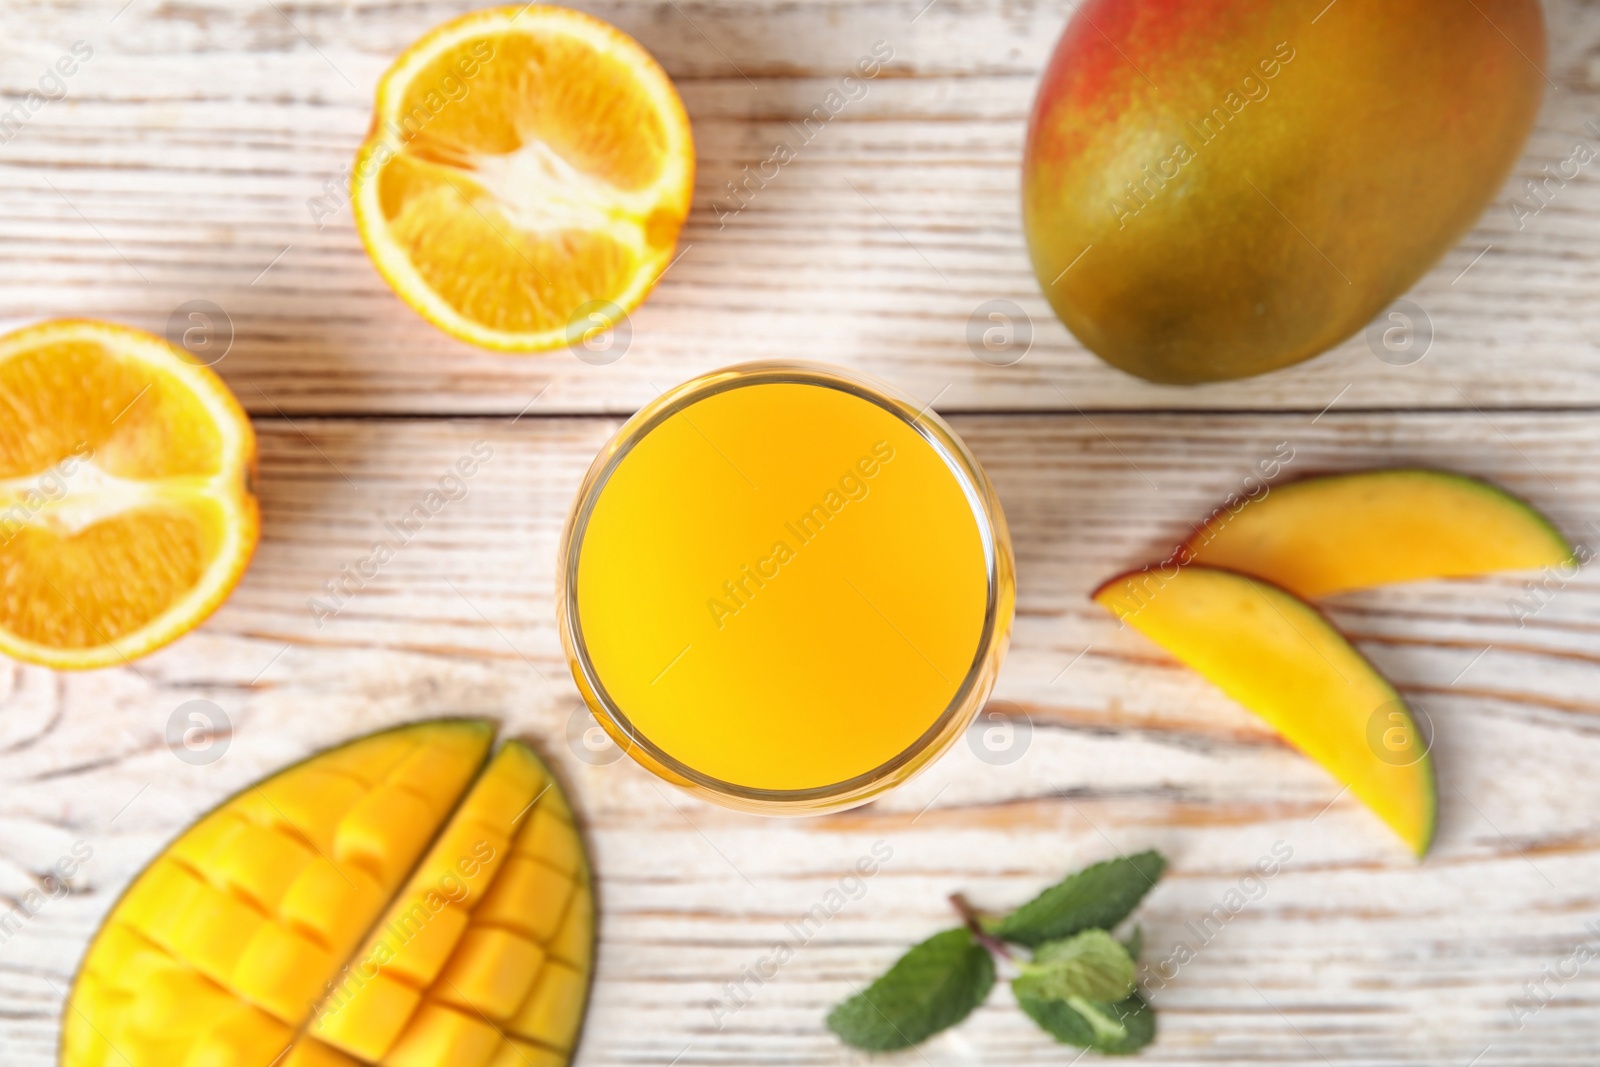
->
<box><xmin>4</xmin><ymin>1</ymin><xmax>1600</xmax><ymax>1063</ymax></box>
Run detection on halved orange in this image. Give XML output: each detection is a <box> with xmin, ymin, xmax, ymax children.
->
<box><xmin>0</xmin><ymin>319</ymin><xmax>258</xmax><ymax>670</ymax></box>
<box><xmin>352</xmin><ymin>5</ymin><xmax>696</xmax><ymax>352</ymax></box>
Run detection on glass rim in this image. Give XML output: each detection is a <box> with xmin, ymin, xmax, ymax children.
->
<box><xmin>556</xmin><ymin>360</ymin><xmax>1014</xmax><ymax>814</ymax></box>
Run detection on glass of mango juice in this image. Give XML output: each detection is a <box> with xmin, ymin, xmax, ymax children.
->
<box><xmin>557</xmin><ymin>362</ymin><xmax>1015</xmax><ymax>814</ymax></box>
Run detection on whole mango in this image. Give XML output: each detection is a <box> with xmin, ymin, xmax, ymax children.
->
<box><xmin>1023</xmin><ymin>0</ymin><xmax>1546</xmax><ymax>383</ymax></box>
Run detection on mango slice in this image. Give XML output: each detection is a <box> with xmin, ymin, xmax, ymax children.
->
<box><xmin>1181</xmin><ymin>469</ymin><xmax>1574</xmax><ymax>598</ymax></box>
<box><xmin>1095</xmin><ymin>566</ymin><xmax>1435</xmax><ymax>855</ymax></box>
<box><xmin>62</xmin><ymin>721</ymin><xmax>595</xmax><ymax>1067</ymax></box>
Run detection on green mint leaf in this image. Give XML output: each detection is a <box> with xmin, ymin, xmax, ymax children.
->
<box><xmin>1013</xmin><ymin>929</ymin><xmax>1136</xmax><ymax>1004</ymax></box>
<box><xmin>1123</xmin><ymin>923</ymin><xmax>1144</xmax><ymax>961</ymax></box>
<box><xmin>1068</xmin><ymin>996</ymin><xmax>1134</xmax><ymax>1044</ymax></box>
<box><xmin>825</xmin><ymin>927</ymin><xmax>995</xmax><ymax>1050</ymax></box>
<box><xmin>1017</xmin><ymin>989</ymin><xmax>1156</xmax><ymax>1055</ymax></box>
<box><xmin>992</xmin><ymin>850</ymin><xmax>1166</xmax><ymax>946</ymax></box>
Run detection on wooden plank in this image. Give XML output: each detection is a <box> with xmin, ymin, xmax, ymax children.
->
<box><xmin>2</xmin><ymin>0</ymin><xmax>1600</xmax><ymax>413</ymax></box>
<box><xmin>1</xmin><ymin>411</ymin><xmax>1598</xmax><ymax>1063</ymax></box>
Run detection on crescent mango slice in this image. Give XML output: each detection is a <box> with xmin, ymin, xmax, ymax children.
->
<box><xmin>1095</xmin><ymin>566</ymin><xmax>1436</xmax><ymax>856</ymax></box>
<box><xmin>1180</xmin><ymin>468</ymin><xmax>1574</xmax><ymax>598</ymax></box>
<box><xmin>61</xmin><ymin>720</ymin><xmax>594</xmax><ymax>1067</ymax></box>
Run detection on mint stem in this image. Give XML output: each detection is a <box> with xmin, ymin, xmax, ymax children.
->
<box><xmin>950</xmin><ymin>893</ymin><xmax>1018</xmax><ymax>960</ymax></box>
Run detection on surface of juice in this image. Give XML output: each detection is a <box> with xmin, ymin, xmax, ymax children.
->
<box><xmin>573</xmin><ymin>379</ymin><xmax>992</xmax><ymax>792</ymax></box>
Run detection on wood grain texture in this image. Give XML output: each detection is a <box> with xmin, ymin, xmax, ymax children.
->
<box><xmin>2</xmin><ymin>0</ymin><xmax>1600</xmax><ymax>413</ymax></box>
<box><xmin>2</xmin><ymin>413</ymin><xmax>1599</xmax><ymax>1064</ymax></box>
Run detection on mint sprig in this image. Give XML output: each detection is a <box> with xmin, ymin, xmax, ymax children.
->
<box><xmin>824</xmin><ymin>927</ymin><xmax>995</xmax><ymax>1050</ymax></box>
<box><xmin>1123</xmin><ymin>923</ymin><xmax>1144</xmax><ymax>961</ymax></box>
<box><xmin>1012</xmin><ymin>929</ymin><xmax>1136</xmax><ymax>1003</ymax></box>
<box><xmin>1011</xmin><ymin>929</ymin><xmax>1149</xmax><ymax>1054</ymax></box>
<box><xmin>1018</xmin><ymin>989</ymin><xmax>1156</xmax><ymax>1055</ymax></box>
<box><xmin>826</xmin><ymin>850</ymin><xmax>1166</xmax><ymax>1055</ymax></box>
<box><xmin>991</xmin><ymin>849</ymin><xmax>1166</xmax><ymax>946</ymax></box>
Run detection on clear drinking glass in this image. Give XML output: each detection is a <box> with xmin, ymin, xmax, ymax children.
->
<box><xmin>556</xmin><ymin>361</ymin><xmax>1015</xmax><ymax>815</ymax></box>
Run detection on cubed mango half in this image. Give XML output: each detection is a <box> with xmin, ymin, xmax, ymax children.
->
<box><xmin>62</xmin><ymin>721</ymin><xmax>593</xmax><ymax>1067</ymax></box>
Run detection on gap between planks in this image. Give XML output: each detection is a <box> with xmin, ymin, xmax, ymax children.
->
<box><xmin>234</xmin><ymin>404</ymin><xmax>1600</xmax><ymax>422</ymax></box>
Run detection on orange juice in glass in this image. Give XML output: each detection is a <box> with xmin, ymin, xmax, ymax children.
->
<box><xmin>557</xmin><ymin>363</ymin><xmax>1014</xmax><ymax>814</ymax></box>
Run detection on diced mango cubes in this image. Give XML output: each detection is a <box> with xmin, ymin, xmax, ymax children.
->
<box><xmin>62</xmin><ymin>721</ymin><xmax>593</xmax><ymax>1067</ymax></box>
<box><xmin>435</xmin><ymin>927</ymin><xmax>546</xmax><ymax>1019</ymax></box>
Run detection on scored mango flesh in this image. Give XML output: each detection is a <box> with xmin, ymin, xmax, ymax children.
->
<box><xmin>62</xmin><ymin>720</ymin><xmax>594</xmax><ymax>1067</ymax></box>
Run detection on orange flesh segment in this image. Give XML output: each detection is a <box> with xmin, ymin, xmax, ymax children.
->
<box><xmin>0</xmin><ymin>336</ymin><xmax>223</xmax><ymax>480</ymax></box>
<box><xmin>1182</xmin><ymin>469</ymin><xmax>1573</xmax><ymax>598</ymax></box>
<box><xmin>355</xmin><ymin>5</ymin><xmax>694</xmax><ymax>350</ymax></box>
<box><xmin>1095</xmin><ymin>565</ymin><xmax>1435</xmax><ymax>855</ymax></box>
<box><xmin>59</xmin><ymin>722</ymin><xmax>596</xmax><ymax>1066</ymax></box>
<box><xmin>0</xmin><ymin>319</ymin><xmax>256</xmax><ymax>667</ymax></box>
<box><xmin>1</xmin><ymin>504</ymin><xmax>220</xmax><ymax>647</ymax></box>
